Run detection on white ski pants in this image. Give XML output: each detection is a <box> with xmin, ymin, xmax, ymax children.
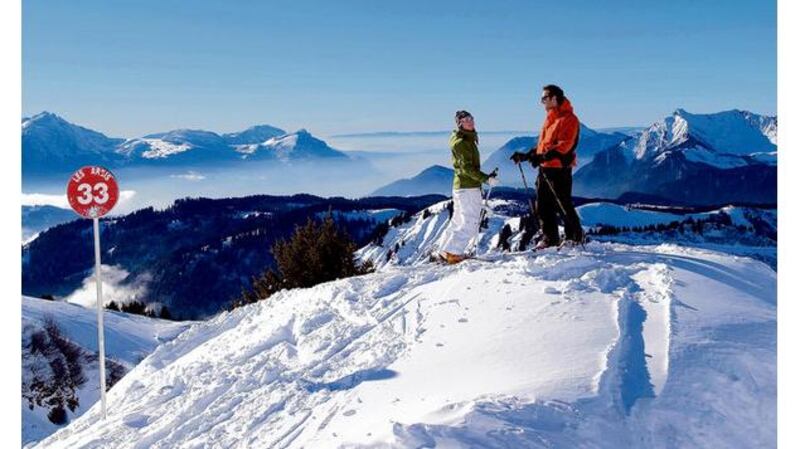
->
<box><xmin>440</xmin><ymin>188</ymin><xmax>482</xmax><ymax>255</ymax></box>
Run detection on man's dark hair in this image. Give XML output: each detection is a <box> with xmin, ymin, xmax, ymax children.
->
<box><xmin>542</xmin><ymin>84</ymin><xmax>565</xmax><ymax>104</ymax></box>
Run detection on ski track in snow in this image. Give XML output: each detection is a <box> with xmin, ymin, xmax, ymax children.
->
<box><xmin>31</xmin><ymin>242</ymin><xmax>776</xmax><ymax>449</ymax></box>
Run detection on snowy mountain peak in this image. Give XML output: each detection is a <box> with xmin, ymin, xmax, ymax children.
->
<box><xmin>22</xmin><ymin>111</ymin><xmax>126</xmax><ymax>174</ymax></box>
<box><xmin>221</xmin><ymin>124</ymin><xmax>286</xmax><ymax>145</ymax></box>
<box><xmin>23</xmin><ymin>111</ymin><xmax>61</xmax><ymax>127</ymax></box>
<box><xmin>631</xmin><ymin>108</ymin><xmax>777</xmax><ymax>161</ymax></box>
<box><xmin>420</xmin><ymin>164</ymin><xmax>452</xmax><ymax>175</ymax></box>
<box><xmin>250</xmin><ymin>129</ymin><xmax>348</xmax><ymax>160</ymax></box>
<box><xmin>119</xmin><ymin>129</ymin><xmax>228</xmax><ymax>160</ymax></box>
<box><xmin>22</xmin><ymin>111</ymin><xmax>105</xmax><ymax>138</ymax></box>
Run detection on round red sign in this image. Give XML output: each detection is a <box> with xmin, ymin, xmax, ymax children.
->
<box><xmin>66</xmin><ymin>166</ymin><xmax>120</xmax><ymax>218</ymax></box>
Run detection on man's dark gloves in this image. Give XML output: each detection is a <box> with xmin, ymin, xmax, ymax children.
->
<box><xmin>511</xmin><ymin>149</ymin><xmax>545</xmax><ymax>167</ymax></box>
<box><xmin>510</xmin><ymin>151</ymin><xmax>529</xmax><ymax>164</ymax></box>
<box><xmin>542</xmin><ymin>149</ymin><xmax>561</xmax><ymax>162</ymax></box>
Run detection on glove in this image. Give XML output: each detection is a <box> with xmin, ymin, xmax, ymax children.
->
<box><xmin>510</xmin><ymin>151</ymin><xmax>529</xmax><ymax>164</ymax></box>
<box><xmin>542</xmin><ymin>149</ymin><xmax>561</xmax><ymax>161</ymax></box>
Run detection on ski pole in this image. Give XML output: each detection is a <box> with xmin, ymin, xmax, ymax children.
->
<box><xmin>480</xmin><ymin>167</ymin><xmax>498</xmax><ymax>223</ymax></box>
<box><xmin>539</xmin><ymin>169</ymin><xmax>585</xmax><ymax>246</ymax></box>
<box><xmin>517</xmin><ymin>163</ymin><xmax>535</xmax><ymax>216</ymax></box>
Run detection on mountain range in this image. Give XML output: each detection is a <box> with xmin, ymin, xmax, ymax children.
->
<box><xmin>573</xmin><ymin>109</ymin><xmax>777</xmax><ymax>205</ymax></box>
<box><xmin>22</xmin><ymin>112</ymin><xmax>349</xmax><ymax>176</ymax></box>
<box><xmin>370</xmin><ymin>109</ymin><xmax>777</xmax><ymax>206</ymax></box>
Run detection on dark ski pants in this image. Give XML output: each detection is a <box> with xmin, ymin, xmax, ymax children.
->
<box><xmin>535</xmin><ymin>167</ymin><xmax>583</xmax><ymax>244</ymax></box>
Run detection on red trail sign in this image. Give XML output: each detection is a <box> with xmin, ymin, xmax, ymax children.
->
<box><xmin>66</xmin><ymin>166</ymin><xmax>119</xmax><ymax>218</ymax></box>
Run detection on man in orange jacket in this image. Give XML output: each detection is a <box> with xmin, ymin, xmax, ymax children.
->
<box><xmin>510</xmin><ymin>84</ymin><xmax>583</xmax><ymax>249</ymax></box>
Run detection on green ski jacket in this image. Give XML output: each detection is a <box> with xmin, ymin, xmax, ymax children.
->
<box><xmin>449</xmin><ymin>129</ymin><xmax>490</xmax><ymax>190</ymax></box>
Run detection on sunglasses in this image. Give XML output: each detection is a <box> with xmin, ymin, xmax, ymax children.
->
<box><xmin>540</xmin><ymin>94</ymin><xmax>553</xmax><ymax>103</ymax></box>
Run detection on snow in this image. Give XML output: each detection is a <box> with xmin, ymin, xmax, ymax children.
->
<box><xmin>31</xmin><ymin>236</ymin><xmax>775</xmax><ymax>448</ymax></box>
<box><xmin>264</xmin><ymin>133</ymin><xmax>299</xmax><ymax>152</ymax></box>
<box><xmin>136</xmin><ymin>138</ymin><xmax>194</xmax><ymax>159</ymax></box>
<box><xmin>22</xmin><ymin>297</ymin><xmax>193</xmax><ymax>446</ymax></box>
<box><xmin>577</xmin><ymin>202</ymin><xmax>777</xmax><ymax>232</ymax></box>
<box><xmin>317</xmin><ymin>208</ymin><xmax>403</xmax><ymax>223</ymax></box>
<box><xmin>23</xmin><ymin>297</ymin><xmax>191</xmax><ymax>368</ymax></box>
<box><xmin>630</xmin><ymin>109</ymin><xmax>777</xmax><ymax>162</ymax></box>
<box><xmin>682</xmin><ymin>147</ymin><xmax>750</xmax><ymax>169</ymax></box>
<box><xmin>750</xmin><ymin>151</ymin><xmax>778</xmax><ymax>165</ymax></box>
<box><xmin>577</xmin><ymin>203</ymin><xmax>684</xmax><ymax>228</ymax></box>
<box><xmin>235</xmin><ymin>129</ymin><xmax>347</xmax><ymax>161</ymax></box>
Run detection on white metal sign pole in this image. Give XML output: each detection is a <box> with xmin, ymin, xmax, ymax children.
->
<box><xmin>93</xmin><ymin>216</ymin><xmax>108</xmax><ymax>419</ymax></box>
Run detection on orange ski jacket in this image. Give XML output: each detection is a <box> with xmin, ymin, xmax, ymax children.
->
<box><xmin>535</xmin><ymin>98</ymin><xmax>580</xmax><ymax>168</ymax></box>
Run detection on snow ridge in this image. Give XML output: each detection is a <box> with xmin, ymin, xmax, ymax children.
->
<box><xmin>32</xmin><ymin>240</ymin><xmax>775</xmax><ymax>448</ymax></box>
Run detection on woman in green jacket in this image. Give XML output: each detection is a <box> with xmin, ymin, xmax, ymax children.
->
<box><xmin>438</xmin><ymin>110</ymin><xmax>498</xmax><ymax>264</ymax></box>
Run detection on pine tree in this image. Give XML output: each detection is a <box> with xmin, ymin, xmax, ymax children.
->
<box><xmin>158</xmin><ymin>305</ymin><xmax>173</xmax><ymax>320</ymax></box>
<box><xmin>121</xmin><ymin>301</ymin><xmax>147</xmax><ymax>316</ymax></box>
<box><xmin>232</xmin><ymin>215</ymin><xmax>373</xmax><ymax>309</ymax></box>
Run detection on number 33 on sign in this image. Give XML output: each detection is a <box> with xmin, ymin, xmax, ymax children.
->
<box><xmin>67</xmin><ymin>166</ymin><xmax>120</xmax><ymax>218</ymax></box>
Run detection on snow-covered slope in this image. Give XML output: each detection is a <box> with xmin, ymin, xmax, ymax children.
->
<box><xmin>22</xmin><ymin>297</ymin><xmax>192</xmax><ymax>447</ymax></box>
<box><xmin>577</xmin><ymin>203</ymin><xmax>685</xmax><ymax>228</ymax></box>
<box><xmin>32</xmin><ymin>241</ymin><xmax>776</xmax><ymax>448</ymax></box>
<box><xmin>576</xmin><ymin>202</ymin><xmax>777</xmax><ymax>229</ymax></box>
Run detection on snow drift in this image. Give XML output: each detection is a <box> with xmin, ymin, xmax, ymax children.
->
<box><xmin>22</xmin><ymin>297</ymin><xmax>192</xmax><ymax>446</ymax></box>
<box><xmin>32</xmin><ymin>237</ymin><xmax>775</xmax><ymax>447</ymax></box>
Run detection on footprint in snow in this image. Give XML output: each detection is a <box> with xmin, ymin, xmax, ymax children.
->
<box><xmin>123</xmin><ymin>414</ymin><xmax>150</xmax><ymax>429</ymax></box>
<box><xmin>343</xmin><ymin>409</ymin><xmax>357</xmax><ymax>417</ymax></box>
<box><xmin>436</xmin><ymin>342</ymin><xmax>445</xmax><ymax>347</ymax></box>
<box><xmin>458</xmin><ymin>317</ymin><xmax>468</xmax><ymax>323</ymax></box>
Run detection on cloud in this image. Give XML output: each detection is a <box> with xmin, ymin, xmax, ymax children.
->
<box><xmin>64</xmin><ymin>264</ymin><xmax>152</xmax><ymax>308</ymax></box>
<box><xmin>170</xmin><ymin>171</ymin><xmax>206</xmax><ymax>181</ymax></box>
<box><xmin>20</xmin><ymin>192</ymin><xmax>70</xmax><ymax>208</ymax></box>
<box><xmin>21</xmin><ymin>190</ymin><xmax>137</xmax><ymax>209</ymax></box>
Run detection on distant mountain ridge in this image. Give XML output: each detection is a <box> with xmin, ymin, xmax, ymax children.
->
<box><xmin>371</xmin><ymin>165</ymin><xmax>454</xmax><ymax>197</ymax></box>
<box><xmin>22</xmin><ymin>112</ymin><xmax>349</xmax><ymax>176</ymax></box>
<box><xmin>574</xmin><ymin>109</ymin><xmax>777</xmax><ymax>205</ymax></box>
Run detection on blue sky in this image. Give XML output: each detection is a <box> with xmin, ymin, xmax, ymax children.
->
<box><xmin>22</xmin><ymin>0</ymin><xmax>776</xmax><ymax>137</ymax></box>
